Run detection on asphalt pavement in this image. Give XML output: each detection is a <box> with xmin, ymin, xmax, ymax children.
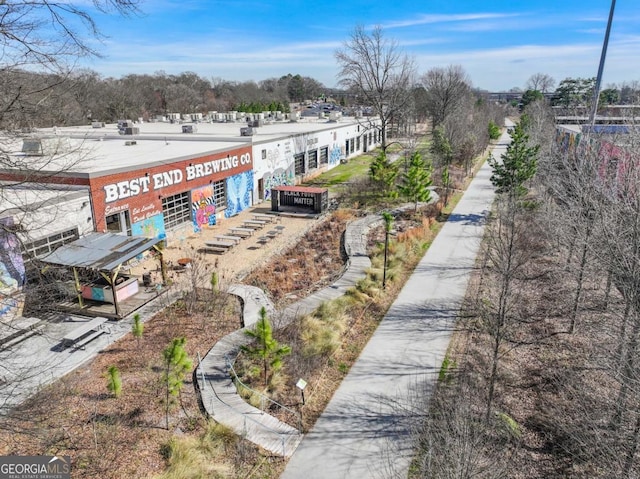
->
<box><xmin>280</xmin><ymin>131</ymin><xmax>510</xmax><ymax>479</ymax></box>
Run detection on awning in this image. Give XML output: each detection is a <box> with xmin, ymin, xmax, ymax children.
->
<box><xmin>41</xmin><ymin>232</ymin><xmax>162</xmax><ymax>272</ymax></box>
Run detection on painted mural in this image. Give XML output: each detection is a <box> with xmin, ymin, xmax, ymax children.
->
<box><xmin>0</xmin><ymin>217</ymin><xmax>26</xmax><ymax>318</ymax></box>
<box><xmin>131</xmin><ymin>213</ymin><xmax>166</xmax><ymax>240</ymax></box>
<box><xmin>225</xmin><ymin>170</ymin><xmax>254</xmax><ymax>218</ymax></box>
<box><xmin>329</xmin><ymin>144</ymin><xmax>343</xmax><ymax>165</ymax></box>
<box><xmin>191</xmin><ymin>184</ymin><xmax>217</xmax><ymax>232</ymax></box>
<box><xmin>264</xmin><ymin>167</ymin><xmax>295</xmax><ymax>200</ymax></box>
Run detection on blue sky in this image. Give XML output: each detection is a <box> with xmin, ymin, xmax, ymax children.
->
<box><xmin>81</xmin><ymin>0</ymin><xmax>640</xmax><ymax>92</ymax></box>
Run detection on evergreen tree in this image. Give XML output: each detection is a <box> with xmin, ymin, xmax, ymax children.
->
<box><xmin>369</xmin><ymin>151</ymin><xmax>399</xmax><ymax>199</ymax></box>
<box><xmin>106</xmin><ymin>365</ymin><xmax>122</xmax><ymax>399</ymax></box>
<box><xmin>399</xmin><ymin>151</ymin><xmax>432</xmax><ymax>212</ymax></box>
<box><xmin>242</xmin><ymin>307</ymin><xmax>291</xmax><ymax>387</ymax></box>
<box><xmin>162</xmin><ymin>337</ymin><xmax>192</xmax><ymax>429</ymax></box>
<box><xmin>488</xmin><ymin>121</ymin><xmax>501</xmax><ymax>141</ymax></box>
<box><xmin>442</xmin><ymin>166</ymin><xmax>451</xmax><ymax>207</ymax></box>
<box><xmin>131</xmin><ymin>313</ymin><xmax>143</xmax><ymax>346</ymax></box>
<box><xmin>430</xmin><ymin>125</ymin><xmax>453</xmax><ymax>168</ymax></box>
<box><xmin>488</xmin><ymin>122</ymin><xmax>539</xmax><ymax>198</ymax></box>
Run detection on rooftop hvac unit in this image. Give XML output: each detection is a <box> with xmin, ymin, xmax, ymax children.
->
<box><xmin>249</xmin><ymin>119</ymin><xmax>263</xmax><ymax>127</ymax></box>
<box><xmin>240</xmin><ymin>127</ymin><xmax>255</xmax><ymax>136</ymax></box>
<box><xmin>182</xmin><ymin>124</ymin><xmax>197</xmax><ymax>133</ymax></box>
<box><xmin>123</xmin><ymin>127</ymin><xmax>140</xmax><ymax>135</ymax></box>
<box><xmin>91</xmin><ymin>121</ymin><xmax>105</xmax><ymax>128</ymax></box>
<box><xmin>125</xmin><ymin>140</ymin><xmax>137</xmax><ymax>146</ymax></box>
<box><xmin>21</xmin><ymin>137</ymin><xmax>70</xmax><ymax>156</ymax></box>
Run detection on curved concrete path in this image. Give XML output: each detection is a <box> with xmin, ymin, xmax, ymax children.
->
<box><xmin>196</xmin><ymin>213</ymin><xmax>381</xmax><ymax>457</ymax></box>
<box><xmin>281</xmin><ymin>132</ymin><xmax>509</xmax><ymax>478</ymax></box>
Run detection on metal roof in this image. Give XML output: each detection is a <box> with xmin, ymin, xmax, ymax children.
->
<box><xmin>41</xmin><ymin>232</ymin><xmax>162</xmax><ymax>272</ymax></box>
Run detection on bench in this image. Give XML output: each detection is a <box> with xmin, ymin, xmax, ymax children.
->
<box><xmin>62</xmin><ymin>316</ymin><xmax>109</xmax><ymax>349</ymax></box>
<box><xmin>202</xmin><ymin>245</ymin><xmax>230</xmax><ymax>254</ymax></box>
<box><xmin>72</xmin><ymin>329</ymin><xmax>106</xmax><ymax>351</ymax></box>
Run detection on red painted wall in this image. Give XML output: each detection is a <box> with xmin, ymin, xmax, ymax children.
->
<box><xmin>90</xmin><ymin>145</ymin><xmax>253</xmax><ymax>231</ymax></box>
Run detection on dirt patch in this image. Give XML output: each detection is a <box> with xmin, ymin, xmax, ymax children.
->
<box><xmin>0</xmin><ymin>293</ymin><xmax>251</xmax><ymax>479</ymax></box>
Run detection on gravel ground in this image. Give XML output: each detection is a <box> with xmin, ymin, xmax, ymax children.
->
<box><xmin>130</xmin><ymin>204</ymin><xmax>326</xmax><ymax>289</ymax></box>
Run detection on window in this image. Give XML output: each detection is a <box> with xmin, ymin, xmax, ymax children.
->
<box><xmin>211</xmin><ymin>179</ymin><xmax>226</xmax><ymax>207</ymax></box>
<box><xmin>162</xmin><ymin>191</ymin><xmax>191</xmax><ymax>230</ymax></box>
<box><xmin>294</xmin><ymin>153</ymin><xmax>305</xmax><ymax>175</ymax></box>
<box><xmin>320</xmin><ymin>147</ymin><xmax>328</xmax><ymax>164</ymax></box>
<box><xmin>308</xmin><ymin>149</ymin><xmax>318</xmax><ymax>169</ymax></box>
<box><xmin>356</xmin><ymin>137</ymin><xmax>360</xmax><ymax>151</ymax></box>
<box><xmin>261</xmin><ymin>149</ymin><xmax>267</xmax><ymax>159</ymax></box>
<box><xmin>22</xmin><ymin>227</ymin><xmax>79</xmax><ymax>259</ymax></box>
<box><xmin>106</xmin><ymin>210</ymin><xmax>131</xmax><ymax>235</ymax></box>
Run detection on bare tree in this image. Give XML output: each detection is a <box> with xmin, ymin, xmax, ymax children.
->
<box><xmin>419</xmin><ymin>65</ymin><xmax>472</xmax><ymax>128</ymax></box>
<box><xmin>0</xmin><ymin>0</ymin><xmax>140</xmax><ymax>129</ymax></box>
<box><xmin>525</xmin><ymin>73</ymin><xmax>556</xmax><ymax>93</ymax></box>
<box><xmin>335</xmin><ymin>25</ymin><xmax>416</xmax><ymax>153</ymax></box>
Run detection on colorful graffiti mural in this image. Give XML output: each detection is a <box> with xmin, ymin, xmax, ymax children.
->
<box><xmin>264</xmin><ymin>167</ymin><xmax>295</xmax><ymax>200</ymax></box>
<box><xmin>0</xmin><ymin>217</ymin><xmax>26</xmax><ymax>317</ymax></box>
<box><xmin>131</xmin><ymin>213</ymin><xmax>166</xmax><ymax>240</ymax></box>
<box><xmin>329</xmin><ymin>144</ymin><xmax>342</xmax><ymax>165</ymax></box>
<box><xmin>225</xmin><ymin>170</ymin><xmax>254</xmax><ymax>218</ymax></box>
<box><xmin>191</xmin><ymin>184</ymin><xmax>217</xmax><ymax>233</ymax></box>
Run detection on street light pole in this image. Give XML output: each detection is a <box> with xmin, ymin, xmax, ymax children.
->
<box><xmin>381</xmin><ymin>211</ymin><xmax>393</xmax><ymax>290</ymax></box>
<box><xmin>383</xmin><ymin>228</ymin><xmax>389</xmax><ymax>290</ymax></box>
<box><xmin>589</xmin><ymin>0</ymin><xmax>617</xmax><ymax>126</ymax></box>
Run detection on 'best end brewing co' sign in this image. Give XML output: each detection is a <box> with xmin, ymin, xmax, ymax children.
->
<box><xmin>102</xmin><ymin>153</ymin><xmax>251</xmax><ymax>203</ymax></box>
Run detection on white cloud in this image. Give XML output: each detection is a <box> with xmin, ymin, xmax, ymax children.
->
<box><xmin>381</xmin><ymin>12</ymin><xmax>521</xmax><ymax>29</ymax></box>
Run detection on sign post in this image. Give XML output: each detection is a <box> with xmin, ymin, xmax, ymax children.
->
<box><xmin>296</xmin><ymin>378</ymin><xmax>308</xmax><ymax>405</ymax></box>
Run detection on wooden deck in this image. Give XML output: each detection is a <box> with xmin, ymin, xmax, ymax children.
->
<box><xmin>54</xmin><ymin>284</ymin><xmax>168</xmax><ymax>320</ymax></box>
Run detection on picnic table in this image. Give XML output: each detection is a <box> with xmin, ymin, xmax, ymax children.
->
<box><xmin>62</xmin><ymin>316</ymin><xmax>109</xmax><ymax>349</ymax></box>
<box><xmin>205</xmin><ymin>239</ymin><xmax>235</xmax><ymax>248</ymax></box>
<box><xmin>203</xmin><ymin>239</ymin><xmax>235</xmax><ymax>254</ymax></box>
<box><xmin>230</xmin><ymin>227</ymin><xmax>255</xmax><ymax>237</ymax></box>
<box><xmin>243</xmin><ymin>220</ymin><xmax>266</xmax><ymax>229</ymax></box>
<box><xmin>253</xmin><ymin>213</ymin><xmax>277</xmax><ymax>223</ymax></box>
<box><xmin>215</xmin><ymin>234</ymin><xmax>242</xmax><ymax>244</ymax></box>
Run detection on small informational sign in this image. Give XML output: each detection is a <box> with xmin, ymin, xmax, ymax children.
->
<box><xmin>296</xmin><ymin>378</ymin><xmax>308</xmax><ymax>405</ymax></box>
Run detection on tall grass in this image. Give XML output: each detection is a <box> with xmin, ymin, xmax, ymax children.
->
<box><xmin>154</xmin><ymin>423</ymin><xmax>237</xmax><ymax>479</ymax></box>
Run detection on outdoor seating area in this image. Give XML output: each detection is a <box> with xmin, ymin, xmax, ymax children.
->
<box><xmin>199</xmin><ymin>219</ymin><xmax>287</xmax><ymax>254</ymax></box>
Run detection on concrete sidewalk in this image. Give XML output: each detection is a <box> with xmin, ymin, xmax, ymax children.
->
<box><xmin>196</xmin><ymin>213</ymin><xmax>380</xmax><ymax>457</ymax></box>
<box><xmin>280</xmin><ymin>132</ymin><xmax>509</xmax><ymax>478</ymax></box>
